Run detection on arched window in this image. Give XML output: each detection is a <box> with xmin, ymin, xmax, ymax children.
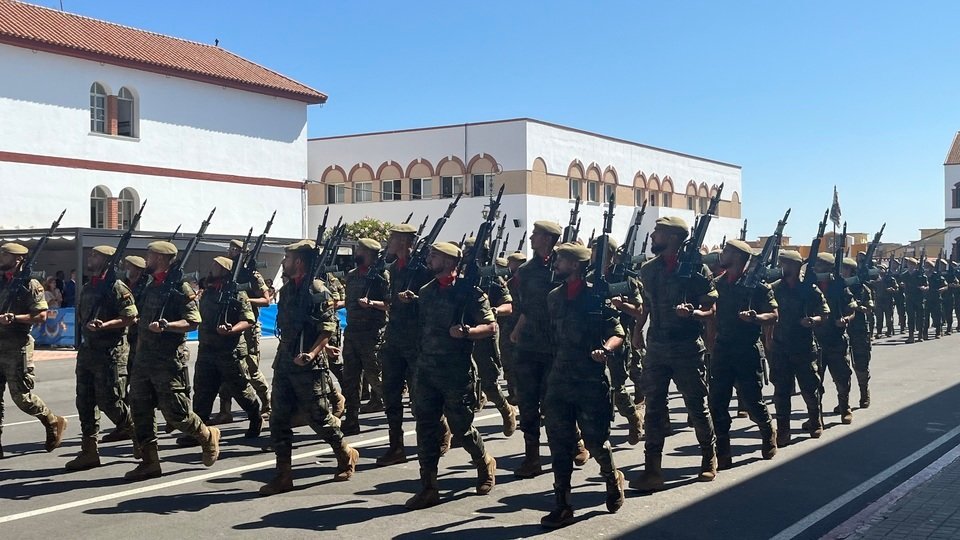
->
<box><xmin>953</xmin><ymin>182</ymin><xmax>960</xmax><ymax>209</ymax></box>
<box><xmin>90</xmin><ymin>186</ymin><xmax>110</xmax><ymax>228</ymax></box>
<box><xmin>118</xmin><ymin>188</ymin><xmax>138</xmax><ymax>229</ymax></box>
<box><xmin>90</xmin><ymin>83</ymin><xmax>107</xmax><ymax>133</ymax></box>
<box><xmin>117</xmin><ymin>87</ymin><xmax>136</xmax><ymax>137</ymax></box>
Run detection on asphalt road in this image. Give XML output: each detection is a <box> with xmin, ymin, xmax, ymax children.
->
<box><xmin>2</xmin><ymin>332</ymin><xmax>960</xmax><ymax>539</ymax></box>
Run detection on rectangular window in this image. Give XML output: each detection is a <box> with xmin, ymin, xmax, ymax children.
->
<box><xmin>355</xmin><ymin>181</ymin><xmax>373</xmax><ymax>203</ymax></box>
<box><xmin>412</xmin><ymin>178</ymin><xmax>432</xmax><ymax>200</ymax></box>
<box><xmin>472</xmin><ymin>173</ymin><xmax>494</xmax><ymax>197</ymax></box>
<box><xmin>118</xmin><ymin>200</ymin><xmax>134</xmax><ymax>229</ymax></box>
<box><xmin>569</xmin><ymin>178</ymin><xmax>581</xmax><ymax>200</ymax></box>
<box><xmin>649</xmin><ymin>192</ymin><xmax>659</xmax><ymax>207</ymax></box>
<box><xmin>90</xmin><ymin>94</ymin><xmax>106</xmax><ymax>133</ymax></box>
<box><xmin>635</xmin><ymin>189</ymin><xmax>646</xmax><ymax>207</ymax></box>
<box><xmin>90</xmin><ymin>199</ymin><xmax>106</xmax><ymax>228</ymax></box>
<box><xmin>954</xmin><ymin>186</ymin><xmax>960</xmax><ymax>209</ymax></box>
<box><xmin>603</xmin><ymin>184</ymin><xmax>616</xmax><ymax>203</ymax></box>
<box><xmin>326</xmin><ymin>184</ymin><xmax>345</xmax><ymax>204</ymax></box>
<box><xmin>687</xmin><ymin>197</ymin><xmax>696</xmax><ymax>211</ymax></box>
<box><xmin>698</xmin><ymin>197</ymin><xmax>708</xmax><ymax>214</ymax></box>
<box><xmin>117</xmin><ymin>97</ymin><xmax>134</xmax><ymax>137</ymax></box>
<box><xmin>587</xmin><ymin>181</ymin><xmax>599</xmax><ymax>203</ymax></box>
<box><xmin>382</xmin><ymin>179</ymin><xmax>402</xmax><ymax>201</ymax></box>
<box><xmin>662</xmin><ymin>192</ymin><xmax>672</xmax><ymax>208</ymax></box>
<box><xmin>441</xmin><ymin>176</ymin><xmax>463</xmax><ymax>199</ymax></box>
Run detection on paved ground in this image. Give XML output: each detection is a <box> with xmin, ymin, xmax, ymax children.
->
<box><xmin>4</xmin><ymin>331</ymin><xmax>960</xmax><ymax>539</ymax></box>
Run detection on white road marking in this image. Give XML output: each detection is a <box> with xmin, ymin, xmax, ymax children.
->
<box><xmin>0</xmin><ymin>411</ymin><xmax>501</xmax><ymax>524</ymax></box>
<box><xmin>770</xmin><ymin>423</ymin><xmax>960</xmax><ymax>540</ymax></box>
<box><xmin>3</xmin><ymin>414</ymin><xmax>79</xmax><ymax>428</ymax></box>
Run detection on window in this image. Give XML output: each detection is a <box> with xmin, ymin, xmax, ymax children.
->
<box><xmin>441</xmin><ymin>175</ymin><xmax>463</xmax><ymax>198</ymax></box>
<box><xmin>326</xmin><ymin>184</ymin><xmax>345</xmax><ymax>204</ymax></box>
<box><xmin>355</xmin><ymin>181</ymin><xmax>373</xmax><ymax>203</ymax></box>
<box><xmin>568</xmin><ymin>178</ymin><xmax>581</xmax><ymax>200</ymax></box>
<box><xmin>117</xmin><ymin>188</ymin><xmax>138</xmax><ymax>229</ymax></box>
<box><xmin>698</xmin><ymin>197</ymin><xmax>709</xmax><ymax>214</ymax></box>
<box><xmin>382</xmin><ymin>179</ymin><xmax>401</xmax><ymax>201</ymax></box>
<box><xmin>635</xmin><ymin>189</ymin><xmax>646</xmax><ymax>207</ymax></box>
<box><xmin>472</xmin><ymin>173</ymin><xmax>494</xmax><ymax>197</ymax></box>
<box><xmin>90</xmin><ymin>186</ymin><xmax>109</xmax><ymax>228</ymax></box>
<box><xmin>649</xmin><ymin>192</ymin><xmax>659</xmax><ymax>207</ymax></box>
<box><xmin>954</xmin><ymin>183</ymin><xmax>960</xmax><ymax>209</ymax></box>
<box><xmin>412</xmin><ymin>178</ymin><xmax>432</xmax><ymax>200</ymax></box>
<box><xmin>687</xmin><ymin>196</ymin><xmax>696</xmax><ymax>211</ymax></box>
<box><xmin>587</xmin><ymin>181</ymin><xmax>599</xmax><ymax>203</ymax></box>
<box><xmin>603</xmin><ymin>184</ymin><xmax>616</xmax><ymax>203</ymax></box>
<box><xmin>90</xmin><ymin>83</ymin><xmax>107</xmax><ymax>133</ymax></box>
<box><xmin>662</xmin><ymin>192</ymin><xmax>672</xmax><ymax>207</ymax></box>
<box><xmin>117</xmin><ymin>87</ymin><xmax>136</xmax><ymax>137</ymax></box>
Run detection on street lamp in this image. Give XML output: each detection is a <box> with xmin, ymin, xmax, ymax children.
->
<box><xmin>481</xmin><ymin>203</ymin><xmax>501</xmax><ymax>221</ymax></box>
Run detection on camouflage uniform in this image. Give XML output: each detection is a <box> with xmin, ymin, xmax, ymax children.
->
<box><xmin>709</xmin><ymin>275</ymin><xmax>777</xmax><ymax>462</ymax></box>
<box><xmin>873</xmin><ymin>273</ymin><xmax>898</xmax><ymax>337</ymax></box>
<box><xmin>75</xmin><ymin>278</ymin><xmax>137</xmax><ymax>439</ymax></box>
<box><xmin>217</xmin><ymin>270</ymin><xmax>271</xmax><ymax>416</ymax></box>
<box><xmin>342</xmin><ymin>265</ymin><xmax>388</xmax><ymax>427</ymax></box>
<box><xmin>814</xmin><ymin>280</ymin><xmax>857</xmax><ymax>419</ymax></box>
<box><xmin>769</xmin><ymin>279</ymin><xmax>827</xmax><ymax>436</ymax></box>
<box><xmin>894</xmin><ymin>274</ymin><xmax>907</xmax><ymax>332</ymax></box>
<box><xmin>498</xmin><ymin>271</ymin><xmax>521</xmax><ymax>403</ymax></box>
<box><xmin>945</xmin><ymin>271</ymin><xmax>959</xmax><ymax>334</ymax></box>
<box><xmin>473</xmin><ymin>276</ymin><xmax>512</xmax><ymax>416</ymax></box>
<box><xmin>847</xmin><ymin>282</ymin><xmax>874</xmax><ymax>406</ymax></box>
<box><xmin>902</xmin><ymin>269</ymin><xmax>928</xmax><ymax>341</ymax></box>
<box><xmin>925</xmin><ymin>270</ymin><xmax>946</xmax><ymax>338</ymax></box>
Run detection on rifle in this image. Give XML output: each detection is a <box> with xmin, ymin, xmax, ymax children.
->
<box><xmin>802</xmin><ymin>210</ymin><xmax>830</xmax><ymax>285</ymax></box>
<box><xmin>87</xmin><ymin>200</ymin><xmax>147</xmax><ymax>324</ymax></box>
<box><xmin>405</xmin><ymin>193</ymin><xmax>463</xmax><ymax>290</ymax></box>
<box><xmin>416</xmin><ymin>215</ymin><xmax>429</xmax><ymax>238</ymax></box>
<box><xmin>677</xmin><ymin>184</ymin><xmax>724</xmax><ymax>284</ymax></box>
<box><xmin>739</xmin><ymin>219</ymin><xmax>748</xmax><ymax>242</ymax></box>
<box><xmin>550</xmin><ymin>197</ymin><xmax>581</xmax><ymax>281</ymax></box>
<box><xmin>847</xmin><ymin>224</ymin><xmax>885</xmax><ymax>287</ymax></box>
<box><xmin>216</xmin><ymin>228</ymin><xmax>253</xmax><ymax>326</ymax></box>
<box><xmin>499</xmin><ymin>232</ymin><xmax>510</xmax><ymax>259</ymax></box>
<box><xmin>488</xmin><ymin>215</ymin><xmax>508</xmax><ymax>264</ymax></box>
<box><xmin>517</xmin><ymin>235</ymin><xmax>525</xmax><ymax>254</ymax></box>
<box><xmin>0</xmin><ymin>209</ymin><xmax>66</xmax><ymax>315</ymax></box>
<box><xmin>458</xmin><ymin>233</ymin><xmax>467</xmax><ymax>249</ymax></box>
<box><xmin>403</xmin><ymin>212</ymin><xmax>413</xmax><ymax>224</ymax></box>
<box><xmin>741</xmin><ymin>208</ymin><xmax>790</xmax><ymax>290</ymax></box>
<box><xmin>239</xmin><ymin>210</ymin><xmax>276</xmax><ymax>289</ymax></box>
<box><xmin>155</xmin><ymin>208</ymin><xmax>216</xmax><ymax>323</ymax></box>
<box><xmin>167</xmin><ymin>224</ymin><xmax>181</xmax><ymax>242</ymax></box>
<box><xmin>631</xmin><ymin>232</ymin><xmax>651</xmax><ymax>267</ymax></box>
<box><xmin>826</xmin><ymin>221</ymin><xmax>848</xmax><ymax>323</ymax></box>
<box><xmin>588</xmin><ymin>228</ymin><xmax>596</xmax><ymax>248</ymax></box>
<box><xmin>721</xmin><ymin>235</ymin><xmax>727</xmax><ymax>250</ymax></box>
<box><xmin>589</xmin><ymin>194</ymin><xmax>617</xmax><ymax>309</ymax></box>
<box><xmin>318</xmin><ymin>221</ymin><xmax>346</xmax><ymax>277</ymax></box>
<box><xmin>617</xmin><ymin>200</ymin><xmax>647</xmax><ymax>274</ymax></box>
<box><xmin>457</xmin><ymin>185</ymin><xmax>505</xmax><ymax>320</ymax></box>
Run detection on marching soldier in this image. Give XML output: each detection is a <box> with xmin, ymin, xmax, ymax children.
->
<box><xmin>541</xmin><ymin>243</ymin><xmax>625</xmax><ymax>528</ymax></box>
<box><xmin>631</xmin><ymin>217</ymin><xmax>719</xmax><ymax>492</ymax></box>
<box><xmin>341</xmin><ymin>238</ymin><xmax>389</xmax><ymax>435</ymax></box>
<box><xmin>66</xmin><ymin>245</ymin><xmax>138</xmax><ymax>470</ymax></box>
<box><xmin>894</xmin><ymin>267</ymin><xmax>907</xmax><ymax>334</ymax></box>
<box><xmin>813</xmin><ymin>253</ymin><xmax>857</xmax><ymax>425</ymax></box>
<box><xmin>125</xmin><ymin>241</ymin><xmax>221</xmax><ymax>481</ymax></box>
<box><xmin>0</xmin><ymin>242</ymin><xmax>68</xmax><ymax>458</ymax></box>
<box><xmin>842</xmin><ymin>258</ymin><xmax>874</xmax><ymax>409</ymax></box>
<box><xmin>874</xmin><ymin>265</ymin><xmax>898</xmax><ymax>339</ymax></box>
<box><xmin>405</xmin><ymin>242</ymin><xmax>497</xmax><ymax>510</ymax></box>
<box><xmin>902</xmin><ymin>257</ymin><xmax>928</xmax><ymax>343</ymax></box>
<box><xmin>769</xmin><ymin>250</ymin><xmax>828</xmax><ymax>444</ymax></box>
<box><xmin>260</xmin><ymin>240</ymin><xmax>359</xmax><ymax>496</ymax></box>
<box><xmin>499</xmin><ymin>251</ymin><xmax>526</xmax><ymax>405</ymax></box>
<box><xmin>925</xmin><ymin>261</ymin><xmax>947</xmax><ymax>339</ymax></box>
<box><xmin>708</xmin><ymin>240</ymin><xmax>779</xmax><ymax>469</ymax></box>
<box><xmin>946</xmin><ymin>263</ymin><xmax>960</xmax><ymax>335</ymax></box>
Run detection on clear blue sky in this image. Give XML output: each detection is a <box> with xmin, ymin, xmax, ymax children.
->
<box><xmin>52</xmin><ymin>0</ymin><xmax>959</xmax><ymax>243</ymax></box>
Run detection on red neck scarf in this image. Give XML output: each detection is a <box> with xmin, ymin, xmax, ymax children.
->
<box><xmin>358</xmin><ymin>264</ymin><xmax>370</xmax><ymax>276</ymax></box>
<box><xmin>90</xmin><ymin>275</ymin><xmax>105</xmax><ymax>286</ymax></box>
<box><xmin>566</xmin><ymin>278</ymin><xmax>585</xmax><ymax>300</ymax></box>
<box><xmin>152</xmin><ymin>271</ymin><xmax>168</xmax><ymax>285</ymax></box>
<box><xmin>207</xmin><ymin>278</ymin><xmax>223</xmax><ymax>291</ymax></box>
<box><xmin>663</xmin><ymin>253</ymin><xmax>679</xmax><ymax>274</ymax></box>
<box><xmin>437</xmin><ymin>271</ymin><xmax>457</xmax><ymax>289</ymax></box>
<box><xmin>292</xmin><ymin>274</ymin><xmax>306</xmax><ymax>288</ymax></box>
<box><xmin>725</xmin><ymin>270</ymin><xmax>739</xmax><ymax>284</ymax></box>
<box><xmin>395</xmin><ymin>255</ymin><xmax>408</xmax><ymax>271</ymax></box>
<box><xmin>4</xmin><ymin>271</ymin><xmax>15</xmax><ymax>282</ymax></box>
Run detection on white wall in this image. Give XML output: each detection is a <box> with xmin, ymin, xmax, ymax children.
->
<box><xmin>944</xmin><ymin>165</ymin><xmax>960</xmax><ymax>256</ymax></box>
<box><xmin>0</xmin><ymin>43</ymin><xmax>309</xmax><ymax>181</ymax></box>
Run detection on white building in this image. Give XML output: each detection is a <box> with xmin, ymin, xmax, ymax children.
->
<box><xmin>307</xmin><ymin>119</ymin><xmax>743</xmax><ymax>256</ymax></box>
<box><xmin>944</xmin><ymin>132</ymin><xmax>960</xmax><ymax>258</ymax></box>
<box><xmin>0</xmin><ymin>0</ymin><xmax>322</xmax><ymax>242</ymax></box>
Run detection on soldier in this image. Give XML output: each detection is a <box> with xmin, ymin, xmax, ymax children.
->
<box><xmin>405</xmin><ymin>242</ymin><xmax>497</xmax><ymax>510</ymax></box>
<box><xmin>590</xmin><ymin>237</ymin><xmax>644</xmax><ymax>445</ymax></box>
<box><xmin>339</xmin><ymin>238</ymin><xmax>389</xmax><ymax>435</ymax></box>
<box><xmin>499</xmin><ymin>251</ymin><xmax>526</xmax><ymax>405</ymax></box>
<box><xmin>259</xmin><ymin>240</ymin><xmax>359</xmax><ymax>496</ymax></box>
<box><xmin>211</xmin><ymin>239</ymin><xmax>272</xmax><ymax>425</ymax></box>
<box><xmin>946</xmin><ymin>263</ymin><xmax>960</xmax><ymax>335</ymax></box>
<box><xmin>66</xmin><ymin>245</ymin><xmax>138</xmax><ymax>470</ymax></box>
<box><xmin>0</xmin><ymin>242</ymin><xmax>68</xmax><ymax>458</ymax></box>
<box><xmin>323</xmin><ymin>270</ymin><xmax>347</xmax><ymax>417</ymax></box>
<box><xmin>510</xmin><ymin>221</ymin><xmax>589</xmax><ymax>478</ymax></box>
<box><xmin>630</xmin><ymin>217</ymin><xmax>719</xmax><ymax>492</ymax></box>
<box><xmin>376</xmin><ymin>223</ymin><xmax>435</xmax><ymax>466</ymax></box>
<box><xmin>894</xmin><ymin>267</ymin><xmax>907</xmax><ymax>334</ymax></box>
<box><xmin>813</xmin><ymin>252</ymin><xmax>857</xmax><ymax>425</ymax></box>
<box><xmin>769</xmin><ymin>250</ymin><xmax>828</xmax><ymax>444</ymax></box>
<box><xmin>925</xmin><ymin>261</ymin><xmax>947</xmax><ymax>339</ymax></box>
<box><xmin>842</xmin><ymin>258</ymin><xmax>874</xmax><ymax>409</ymax></box>
<box><xmin>874</xmin><ymin>265</ymin><xmax>898</xmax><ymax>339</ymax></box>
<box><xmin>125</xmin><ymin>241</ymin><xmax>221</xmax><ymax>481</ymax></box>
<box><xmin>463</xmin><ymin>237</ymin><xmax>517</xmax><ymax>437</ymax></box>
<box><xmin>708</xmin><ymin>240</ymin><xmax>779</xmax><ymax>469</ymax></box>
<box><xmin>178</xmin><ymin>257</ymin><xmax>262</xmax><ymax>447</ymax></box>
<box><xmin>541</xmin><ymin>243</ymin><xmax>626</xmax><ymax>529</ymax></box>
<box><xmin>901</xmin><ymin>257</ymin><xmax>928</xmax><ymax>343</ymax></box>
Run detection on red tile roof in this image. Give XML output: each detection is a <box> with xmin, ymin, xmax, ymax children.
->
<box><xmin>946</xmin><ymin>132</ymin><xmax>960</xmax><ymax>166</ymax></box>
<box><xmin>0</xmin><ymin>0</ymin><xmax>325</xmax><ymax>104</ymax></box>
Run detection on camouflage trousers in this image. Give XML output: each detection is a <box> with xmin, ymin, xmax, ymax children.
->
<box><xmin>342</xmin><ymin>328</ymin><xmax>383</xmax><ymax>420</ymax></box>
<box><xmin>270</xmin><ymin>363</ymin><xmax>344</xmax><ymax>460</ymax></box>
<box><xmin>513</xmin><ymin>349</ymin><xmax>553</xmax><ymax>445</ymax></box>
<box><xmin>708</xmin><ymin>340</ymin><xmax>773</xmax><ymax>439</ymax></box>
<box><xmin>380</xmin><ymin>339</ymin><xmax>417</xmax><ymax>432</ymax></box>
<box><xmin>130</xmin><ymin>344</ymin><xmax>204</xmax><ymax>446</ymax></box>
<box><xmin>218</xmin><ymin>322</ymin><xmax>270</xmax><ymax>413</ymax></box>
<box><xmin>498</xmin><ymin>320</ymin><xmax>518</xmax><ymax>401</ymax></box>
<box><xmin>76</xmin><ymin>338</ymin><xmax>131</xmax><ymax>438</ymax></box>
<box><xmin>641</xmin><ymin>340</ymin><xmax>716</xmax><ymax>455</ymax></box>
<box><xmin>0</xmin><ymin>335</ymin><xmax>54</xmax><ymax>429</ymax></box>
<box><xmin>543</xmin><ymin>368</ymin><xmax>616</xmax><ymax>483</ymax></box>
<box><xmin>608</xmin><ymin>345</ymin><xmax>639</xmax><ymax>419</ymax></box>
<box><xmin>412</xmin><ymin>356</ymin><xmax>485</xmax><ymax>472</ymax></box>
<box><xmin>195</xmin><ymin>346</ymin><xmax>259</xmax><ymax>423</ymax></box>
<box><xmin>817</xmin><ymin>338</ymin><xmax>852</xmax><ymax>401</ymax></box>
<box><xmin>895</xmin><ymin>296</ymin><xmax>906</xmax><ymax>330</ymax></box>
<box><xmin>925</xmin><ymin>296</ymin><xmax>943</xmax><ymax>336</ymax></box>
<box><xmin>905</xmin><ymin>298</ymin><xmax>926</xmax><ymax>337</ymax></box>
<box><xmin>473</xmin><ymin>328</ymin><xmax>508</xmax><ymax>410</ymax></box>
<box><xmin>875</xmin><ymin>302</ymin><xmax>895</xmax><ymax>336</ymax></box>
<box><xmin>944</xmin><ymin>295</ymin><xmax>955</xmax><ymax>332</ymax></box>
<box><xmin>768</xmin><ymin>347</ymin><xmax>821</xmax><ymax>424</ymax></box>
<box><xmin>848</xmin><ymin>332</ymin><xmax>871</xmax><ymax>389</ymax></box>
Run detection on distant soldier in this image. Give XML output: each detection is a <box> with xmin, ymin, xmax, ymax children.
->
<box><xmin>259</xmin><ymin>240</ymin><xmax>359</xmax><ymax>496</ymax></box>
<box><xmin>66</xmin><ymin>245</ymin><xmax>138</xmax><ymax>470</ymax></box>
<box><xmin>708</xmin><ymin>240</ymin><xmax>779</xmax><ymax>469</ymax></box>
<box><xmin>499</xmin><ymin>251</ymin><xmax>527</xmax><ymax>405</ymax></box>
<box><xmin>842</xmin><ymin>258</ymin><xmax>874</xmax><ymax>409</ymax></box>
<box><xmin>630</xmin><ymin>217</ymin><xmax>719</xmax><ymax>492</ymax></box>
<box><xmin>925</xmin><ymin>261</ymin><xmax>947</xmax><ymax>339</ymax></box>
<box><xmin>0</xmin><ymin>242</ymin><xmax>68</xmax><ymax>458</ymax></box>
<box><xmin>405</xmin><ymin>242</ymin><xmax>497</xmax><ymax>510</ymax></box>
<box><xmin>541</xmin><ymin>243</ymin><xmax>625</xmax><ymax>529</ymax></box>
<box><xmin>125</xmin><ymin>241</ymin><xmax>221</xmax><ymax>481</ymax></box>
<box><xmin>813</xmin><ymin>253</ymin><xmax>857</xmax><ymax>425</ymax></box>
<box><xmin>893</xmin><ymin>269</ymin><xmax>907</xmax><ymax>334</ymax></box>
<box><xmin>946</xmin><ymin>262</ymin><xmax>960</xmax><ymax>335</ymax></box>
<box><xmin>873</xmin><ymin>265</ymin><xmax>898</xmax><ymax>338</ymax></box>
<box><xmin>901</xmin><ymin>257</ymin><xmax>928</xmax><ymax>343</ymax></box>
<box><xmin>341</xmin><ymin>238</ymin><xmax>389</xmax><ymax>435</ymax></box>
<box><xmin>769</xmin><ymin>250</ymin><xmax>828</xmax><ymax>444</ymax></box>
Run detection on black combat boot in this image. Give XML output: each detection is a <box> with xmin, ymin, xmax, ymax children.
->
<box><xmin>716</xmin><ymin>435</ymin><xmax>732</xmax><ymax>470</ymax></box>
<box><xmin>541</xmin><ymin>482</ymin><xmax>574</xmax><ymax>529</ymax></box>
<box><xmin>376</xmin><ymin>427</ymin><xmax>407</xmax><ymax>466</ymax></box>
<box><xmin>514</xmin><ymin>440</ymin><xmax>542</xmax><ymax>478</ymax></box>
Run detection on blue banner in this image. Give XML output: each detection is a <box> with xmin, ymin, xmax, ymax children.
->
<box><xmin>31</xmin><ymin>308</ymin><xmax>76</xmax><ymax>347</ymax></box>
<box><xmin>186</xmin><ymin>304</ymin><xmax>280</xmax><ymax>341</ymax></box>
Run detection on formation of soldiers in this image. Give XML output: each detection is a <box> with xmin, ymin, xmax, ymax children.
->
<box><xmin>0</xmin><ymin>194</ymin><xmax>958</xmax><ymax>530</ymax></box>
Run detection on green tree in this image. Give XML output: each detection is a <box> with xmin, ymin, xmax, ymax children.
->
<box><xmin>344</xmin><ymin>217</ymin><xmax>395</xmax><ymax>245</ymax></box>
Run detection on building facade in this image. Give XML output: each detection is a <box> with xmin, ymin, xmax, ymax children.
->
<box><xmin>0</xmin><ymin>0</ymin><xmax>323</xmax><ymax>239</ymax></box>
<box><xmin>307</xmin><ymin>119</ymin><xmax>744</xmax><ymax>255</ymax></box>
<box><xmin>945</xmin><ymin>132</ymin><xmax>960</xmax><ymax>259</ymax></box>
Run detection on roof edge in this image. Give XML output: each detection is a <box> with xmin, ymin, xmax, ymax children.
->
<box><xmin>945</xmin><ymin>131</ymin><xmax>960</xmax><ymax>166</ymax></box>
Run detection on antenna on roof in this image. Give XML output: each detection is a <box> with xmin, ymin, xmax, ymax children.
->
<box><xmin>59</xmin><ymin>0</ymin><xmax>64</xmax><ymax>11</ymax></box>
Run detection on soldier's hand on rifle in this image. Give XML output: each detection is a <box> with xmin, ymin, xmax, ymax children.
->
<box><xmin>800</xmin><ymin>316</ymin><xmax>816</xmax><ymax>328</ymax></box>
<box><xmin>675</xmin><ymin>303</ymin><xmax>695</xmax><ymax>318</ymax></box>
<box><xmin>450</xmin><ymin>324</ymin><xmax>470</xmax><ymax>339</ymax></box>
<box><xmin>591</xmin><ymin>347</ymin><xmax>612</xmax><ymax>363</ymax></box>
<box><xmin>148</xmin><ymin>319</ymin><xmax>168</xmax><ymax>333</ymax></box>
<box><xmin>835</xmin><ymin>317</ymin><xmax>849</xmax><ymax>328</ymax></box>
<box><xmin>86</xmin><ymin>319</ymin><xmax>104</xmax><ymax>332</ymax></box>
<box><xmin>216</xmin><ymin>323</ymin><xmax>233</xmax><ymax>336</ymax></box>
<box><xmin>0</xmin><ymin>313</ymin><xmax>14</xmax><ymax>325</ymax></box>
<box><xmin>324</xmin><ymin>344</ymin><xmax>341</xmax><ymax>358</ymax></box>
<box><xmin>294</xmin><ymin>352</ymin><xmax>314</xmax><ymax>366</ymax></box>
<box><xmin>739</xmin><ymin>310</ymin><xmax>758</xmax><ymax>323</ymax></box>
<box><xmin>358</xmin><ymin>297</ymin><xmax>373</xmax><ymax>309</ymax></box>
<box><xmin>398</xmin><ymin>290</ymin><xmax>417</xmax><ymax>303</ymax></box>
<box><xmin>611</xmin><ymin>296</ymin><xmax>625</xmax><ymax>310</ymax></box>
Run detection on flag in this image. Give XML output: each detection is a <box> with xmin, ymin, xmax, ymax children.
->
<box><xmin>829</xmin><ymin>186</ymin><xmax>842</xmax><ymax>227</ymax></box>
